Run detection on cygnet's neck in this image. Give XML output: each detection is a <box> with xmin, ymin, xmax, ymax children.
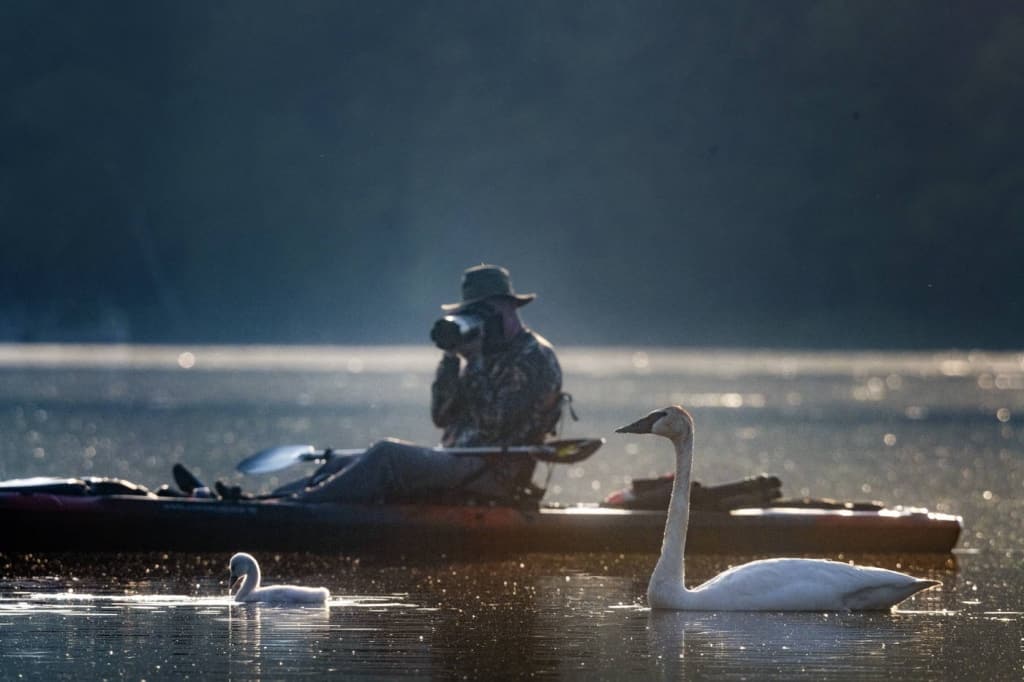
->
<box><xmin>237</xmin><ymin>562</ymin><xmax>260</xmax><ymax>599</ymax></box>
<box><xmin>650</xmin><ymin>433</ymin><xmax>694</xmax><ymax>591</ymax></box>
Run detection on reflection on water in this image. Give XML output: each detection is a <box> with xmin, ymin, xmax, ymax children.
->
<box><xmin>0</xmin><ymin>552</ymin><xmax>1019</xmax><ymax>679</ymax></box>
<box><xmin>1</xmin><ymin>346</ymin><xmax>1023</xmax><ymax>677</ymax></box>
<box><xmin>0</xmin><ymin>578</ymin><xmax>423</xmax><ymax>679</ymax></box>
<box><xmin>643</xmin><ymin>609</ymin><xmax>964</xmax><ymax>680</ymax></box>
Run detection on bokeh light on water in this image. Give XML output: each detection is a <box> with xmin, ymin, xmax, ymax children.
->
<box><xmin>0</xmin><ymin>552</ymin><xmax>1019</xmax><ymax>679</ymax></box>
<box><xmin>1</xmin><ymin>346</ymin><xmax>1022</xmax><ymax>677</ymax></box>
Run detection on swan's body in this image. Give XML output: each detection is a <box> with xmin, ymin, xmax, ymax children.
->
<box><xmin>229</xmin><ymin>552</ymin><xmax>330</xmax><ymax>604</ymax></box>
<box><xmin>616</xmin><ymin>406</ymin><xmax>940</xmax><ymax>611</ymax></box>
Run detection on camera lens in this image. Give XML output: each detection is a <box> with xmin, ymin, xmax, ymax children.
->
<box><xmin>430</xmin><ymin>314</ymin><xmax>484</xmax><ymax>350</ymax></box>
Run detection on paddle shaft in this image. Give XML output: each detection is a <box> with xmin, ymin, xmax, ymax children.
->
<box><xmin>237</xmin><ymin>438</ymin><xmax>604</xmax><ymax>474</ymax></box>
<box><xmin>299</xmin><ymin>444</ymin><xmax>563</xmax><ymax>462</ymax></box>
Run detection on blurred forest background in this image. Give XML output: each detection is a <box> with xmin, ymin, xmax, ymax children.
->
<box><xmin>2</xmin><ymin>1</ymin><xmax>1022</xmax><ymax>349</ymax></box>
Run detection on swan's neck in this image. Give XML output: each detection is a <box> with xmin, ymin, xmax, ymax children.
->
<box><xmin>651</xmin><ymin>434</ymin><xmax>693</xmax><ymax>590</ymax></box>
<box><xmin>236</xmin><ymin>563</ymin><xmax>260</xmax><ymax>599</ymax></box>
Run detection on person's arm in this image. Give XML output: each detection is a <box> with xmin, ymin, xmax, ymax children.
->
<box><xmin>430</xmin><ymin>353</ymin><xmax>463</xmax><ymax>427</ymax></box>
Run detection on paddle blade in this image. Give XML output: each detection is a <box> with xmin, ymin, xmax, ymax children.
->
<box><xmin>534</xmin><ymin>438</ymin><xmax>605</xmax><ymax>464</ymax></box>
<box><xmin>236</xmin><ymin>445</ymin><xmax>320</xmax><ymax>474</ymax></box>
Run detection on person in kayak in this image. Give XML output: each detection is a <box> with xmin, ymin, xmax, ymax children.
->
<box><xmin>293</xmin><ymin>264</ymin><xmax>564</xmax><ymax>504</ymax></box>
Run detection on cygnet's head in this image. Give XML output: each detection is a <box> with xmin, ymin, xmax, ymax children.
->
<box><xmin>229</xmin><ymin>552</ymin><xmax>258</xmax><ymax>593</ymax></box>
<box><xmin>615</xmin><ymin>405</ymin><xmax>694</xmax><ymax>440</ymax></box>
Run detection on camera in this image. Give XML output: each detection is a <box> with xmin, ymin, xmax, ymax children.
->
<box><xmin>430</xmin><ymin>312</ymin><xmax>485</xmax><ymax>351</ymax></box>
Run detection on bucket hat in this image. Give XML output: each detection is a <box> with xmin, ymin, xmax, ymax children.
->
<box><xmin>441</xmin><ymin>264</ymin><xmax>536</xmax><ymax>311</ymax></box>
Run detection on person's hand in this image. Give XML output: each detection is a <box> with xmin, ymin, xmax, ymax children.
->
<box><xmin>451</xmin><ymin>332</ymin><xmax>483</xmax><ymax>361</ymax></box>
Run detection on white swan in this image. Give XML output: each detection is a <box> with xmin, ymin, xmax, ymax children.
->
<box><xmin>229</xmin><ymin>552</ymin><xmax>330</xmax><ymax>604</ymax></box>
<box><xmin>616</xmin><ymin>406</ymin><xmax>941</xmax><ymax>611</ymax></box>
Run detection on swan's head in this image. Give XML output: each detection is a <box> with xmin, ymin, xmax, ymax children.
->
<box><xmin>615</xmin><ymin>405</ymin><xmax>694</xmax><ymax>441</ymax></box>
<box><xmin>229</xmin><ymin>552</ymin><xmax>258</xmax><ymax>594</ymax></box>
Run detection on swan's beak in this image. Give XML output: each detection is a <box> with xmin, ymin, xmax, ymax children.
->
<box><xmin>615</xmin><ymin>412</ymin><xmax>661</xmax><ymax>434</ymax></box>
<box><xmin>229</xmin><ymin>573</ymin><xmax>242</xmax><ymax>596</ymax></box>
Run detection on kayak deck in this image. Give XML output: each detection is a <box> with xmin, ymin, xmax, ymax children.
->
<box><xmin>0</xmin><ymin>492</ymin><xmax>962</xmax><ymax>555</ymax></box>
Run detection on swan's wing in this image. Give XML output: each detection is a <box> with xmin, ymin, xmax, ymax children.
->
<box><xmin>249</xmin><ymin>585</ymin><xmax>330</xmax><ymax>603</ymax></box>
<box><xmin>690</xmin><ymin>558</ymin><xmax>804</xmax><ymax>603</ymax></box>
<box><xmin>691</xmin><ymin>558</ymin><xmax>930</xmax><ymax>611</ymax></box>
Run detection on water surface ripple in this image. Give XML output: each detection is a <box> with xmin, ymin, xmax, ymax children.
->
<box><xmin>1</xmin><ymin>346</ymin><xmax>1022</xmax><ymax>678</ymax></box>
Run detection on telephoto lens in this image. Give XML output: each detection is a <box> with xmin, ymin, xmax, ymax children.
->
<box><xmin>430</xmin><ymin>313</ymin><xmax>484</xmax><ymax>350</ymax></box>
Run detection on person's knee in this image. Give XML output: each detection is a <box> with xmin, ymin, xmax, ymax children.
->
<box><xmin>359</xmin><ymin>443</ymin><xmax>393</xmax><ymax>466</ymax></box>
<box><xmin>362</xmin><ymin>440</ymin><xmax>420</xmax><ymax>466</ymax></box>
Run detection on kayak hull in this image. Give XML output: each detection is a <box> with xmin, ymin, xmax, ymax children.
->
<box><xmin>0</xmin><ymin>492</ymin><xmax>962</xmax><ymax>555</ymax></box>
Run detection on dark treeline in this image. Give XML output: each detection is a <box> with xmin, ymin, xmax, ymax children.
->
<box><xmin>2</xmin><ymin>1</ymin><xmax>1022</xmax><ymax>349</ymax></box>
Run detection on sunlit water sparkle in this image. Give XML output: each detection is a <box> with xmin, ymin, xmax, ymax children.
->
<box><xmin>1</xmin><ymin>345</ymin><xmax>1022</xmax><ymax>678</ymax></box>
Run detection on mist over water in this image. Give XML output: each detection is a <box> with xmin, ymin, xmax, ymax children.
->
<box><xmin>3</xmin><ymin>2</ymin><xmax>1024</xmax><ymax>348</ymax></box>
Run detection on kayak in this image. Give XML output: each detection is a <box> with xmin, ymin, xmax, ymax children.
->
<box><xmin>0</xmin><ymin>476</ymin><xmax>962</xmax><ymax>555</ymax></box>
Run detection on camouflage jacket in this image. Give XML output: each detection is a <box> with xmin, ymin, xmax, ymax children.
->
<box><xmin>430</xmin><ymin>329</ymin><xmax>563</xmax><ymax>448</ymax></box>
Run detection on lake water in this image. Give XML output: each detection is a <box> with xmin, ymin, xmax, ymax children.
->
<box><xmin>1</xmin><ymin>344</ymin><xmax>1022</xmax><ymax>679</ymax></box>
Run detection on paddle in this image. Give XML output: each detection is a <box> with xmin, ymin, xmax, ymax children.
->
<box><xmin>237</xmin><ymin>438</ymin><xmax>605</xmax><ymax>475</ymax></box>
